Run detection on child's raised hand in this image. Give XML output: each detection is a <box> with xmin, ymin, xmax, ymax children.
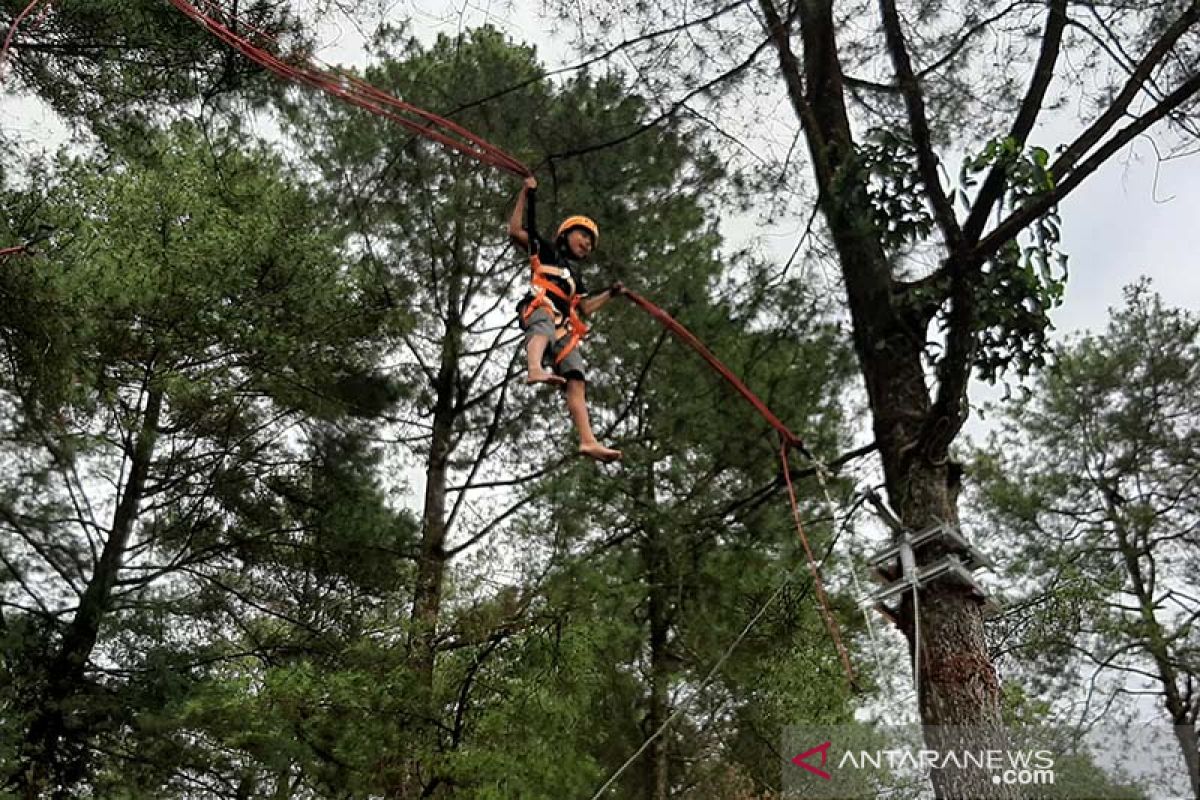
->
<box><xmin>523</xmin><ymin>176</ymin><xmax>538</xmax><ymax>190</ymax></box>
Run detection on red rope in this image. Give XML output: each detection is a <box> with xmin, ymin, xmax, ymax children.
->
<box><xmin>780</xmin><ymin>441</ymin><xmax>856</xmax><ymax>686</ymax></box>
<box><xmin>166</xmin><ymin>0</ymin><xmax>532</xmax><ymax>178</ymax></box>
<box><xmin>622</xmin><ymin>288</ymin><xmax>854</xmax><ymax>686</ymax></box>
<box><xmin>621</xmin><ymin>289</ymin><xmax>805</xmax><ymax>450</ymax></box>
<box><xmin>0</xmin><ymin>244</ymin><xmax>28</xmax><ymax>258</ymax></box>
<box><xmin>0</xmin><ymin>0</ymin><xmax>49</xmax><ymax>78</ymax></box>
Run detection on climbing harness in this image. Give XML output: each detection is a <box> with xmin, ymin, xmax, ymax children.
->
<box><xmin>519</xmin><ymin>185</ymin><xmax>593</xmax><ymax>367</ymax></box>
<box><xmin>520</xmin><ymin>253</ymin><xmax>589</xmax><ymax>366</ymax></box>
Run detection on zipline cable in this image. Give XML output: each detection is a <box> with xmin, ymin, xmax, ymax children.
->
<box><xmin>780</xmin><ymin>441</ymin><xmax>855</xmax><ymax>686</ymax></box>
<box><xmin>588</xmin><ymin>567</ymin><xmax>803</xmax><ymax>799</ymax></box>
<box><xmin>913</xmin><ymin>574</ymin><xmax>922</xmax><ymax>712</ymax></box>
<box><xmin>813</xmin><ymin>463</ymin><xmax>889</xmax><ymax>681</ymax></box>
<box><xmin>588</xmin><ymin>521</ymin><xmax>849</xmax><ymax>799</ymax></box>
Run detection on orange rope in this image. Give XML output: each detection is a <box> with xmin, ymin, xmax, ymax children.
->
<box><xmin>780</xmin><ymin>440</ymin><xmax>855</xmax><ymax>686</ymax></box>
<box><xmin>621</xmin><ymin>289</ymin><xmax>805</xmax><ymax>450</ymax></box>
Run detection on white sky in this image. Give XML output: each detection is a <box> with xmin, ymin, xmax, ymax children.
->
<box><xmin>1055</xmin><ymin>139</ymin><xmax>1200</xmax><ymax>333</ymax></box>
<box><xmin>5</xmin><ymin>0</ymin><xmax>1196</xmax><ymax>541</ymax></box>
<box><xmin>5</xmin><ymin>0</ymin><xmax>1196</xmax><ymax>336</ymax></box>
<box><xmin>329</xmin><ymin>0</ymin><xmax>1200</xmax><ymax>335</ymax></box>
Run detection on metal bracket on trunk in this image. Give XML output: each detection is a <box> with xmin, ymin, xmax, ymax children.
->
<box><xmin>860</xmin><ymin>523</ymin><xmax>998</xmax><ymax>614</ymax></box>
<box><xmin>869</xmin><ymin>522</ymin><xmax>992</xmax><ymax>576</ymax></box>
<box><xmin>869</xmin><ymin>554</ymin><xmax>988</xmax><ymax>603</ymax></box>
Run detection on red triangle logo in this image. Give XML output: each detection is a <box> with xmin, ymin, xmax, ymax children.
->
<box><xmin>791</xmin><ymin>740</ymin><xmax>832</xmax><ymax>780</ymax></box>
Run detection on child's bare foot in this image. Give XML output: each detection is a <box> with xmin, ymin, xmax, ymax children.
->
<box><xmin>525</xmin><ymin>369</ymin><xmax>566</xmax><ymax>386</ymax></box>
<box><xmin>579</xmin><ymin>441</ymin><xmax>622</xmax><ymax>462</ymax></box>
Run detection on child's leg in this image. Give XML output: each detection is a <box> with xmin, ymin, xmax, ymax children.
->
<box><xmin>521</xmin><ymin>304</ymin><xmax>565</xmax><ymax>386</ymax></box>
<box><xmin>564</xmin><ymin>378</ymin><xmax>621</xmax><ymax>462</ymax></box>
<box><xmin>525</xmin><ymin>333</ymin><xmax>565</xmax><ymax>385</ymax></box>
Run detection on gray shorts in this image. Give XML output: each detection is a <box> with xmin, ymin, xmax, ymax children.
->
<box><xmin>521</xmin><ymin>307</ymin><xmax>586</xmax><ymax>382</ymax></box>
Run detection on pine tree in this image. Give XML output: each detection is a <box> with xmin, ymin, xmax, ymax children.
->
<box><xmin>0</xmin><ymin>124</ymin><xmax>399</xmax><ymax>797</ymax></box>
<box><xmin>538</xmin><ymin>3</ymin><xmax>1200</xmax><ymax>794</ymax></box>
<box><xmin>973</xmin><ymin>282</ymin><xmax>1200</xmax><ymax>800</ymax></box>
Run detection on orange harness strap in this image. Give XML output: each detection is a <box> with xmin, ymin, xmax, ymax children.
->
<box><xmin>521</xmin><ymin>254</ymin><xmax>590</xmax><ymax>365</ymax></box>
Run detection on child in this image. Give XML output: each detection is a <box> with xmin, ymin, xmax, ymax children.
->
<box><xmin>508</xmin><ymin>176</ymin><xmax>623</xmax><ymax>463</ymax></box>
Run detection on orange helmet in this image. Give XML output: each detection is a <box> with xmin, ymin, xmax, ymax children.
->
<box><xmin>556</xmin><ymin>215</ymin><xmax>599</xmax><ymax>246</ymax></box>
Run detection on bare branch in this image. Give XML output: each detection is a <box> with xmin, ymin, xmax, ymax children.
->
<box><xmin>445</xmin><ymin>368</ymin><xmax>512</xmax><ymax>532</ymax></box>
<box><xmin>437</xmin><ymin>0</ymin><xmax>753</xmax><ymax>117</ymax></box>
<box><xmin>975</xmin><ymin>69</ymin><xmax>1200</xmax><ymax>265</ymax></box>
<box><xmin>962</xmin><ymin>0</ymin><xmax>1069</xmax><ymax>245</ymax></box>
<box><xmin>877</xmin><ymin>0</ymin><xmax>962</xmax><ymax>251</ymax></box>
<box><xmin>543</xmin><ymin>35</ymin><xmax>773</xmax><ymax>167</ymax></box>
<box><xmin>1051</xmin><ymin>2</ymin><xmax>1200</xmax><ymax>181</ymax></box>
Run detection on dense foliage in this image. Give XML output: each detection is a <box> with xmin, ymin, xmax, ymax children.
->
<box><xmin>1</xmin><ymin>6</ymin><xmax>859</xmax><ymax>798</ymax></box>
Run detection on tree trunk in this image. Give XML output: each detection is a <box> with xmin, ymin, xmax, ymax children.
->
<box><xmin>17</xmin><ymin>386</ymin><xmax>162</xmax><ymax>798</ymax></box>
<box><xmin>409</xmin><ymin>396</ymin><xmax>455</xmax><ymax>694</ymax></box>
<box><xmin>399</xmin><ymin>274</ymin><xmax>465</xmax><ymax>798</ymax></box>
<box><xmin>397</xmin><ymin>402</ymin><xmax>454</xmax><ymax>800</ymax></box>
<box><xmin>763</xmin><ymin>2</ymin><xmax>1017</xmax><ymax>796</ymax></box>
<box><xmin>1114</xmin><ymin>521</ymin><xmax>1200</xmax><ymax>800</ymax></box>
<box><xmin>644</xmin><ymin>525</ymin><xmax>672</xmax><ymax>800</ymax></box>
<box><xmin>1172</xmin><ymin>725</ymin><xmax>1200</xmax><ymax>800</ymax></box>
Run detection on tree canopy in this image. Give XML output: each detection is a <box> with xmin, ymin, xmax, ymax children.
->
<box><xmin>1</xmin><ymin>0</ymin><xmax>1197</xmax><ymax>797</ymax></box>
<box><xmin>973</xmin><ymin>283</ymin><xmax>1200</xmax><ymax>799</ymax></box>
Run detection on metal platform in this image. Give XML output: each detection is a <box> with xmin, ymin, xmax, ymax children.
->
<box><xmin>867</xmin><ymin>554</ymin><xmax>990</xmax><ymax>605</ymax></box>
<box><xmin>860</xmin><ymin>523</ymin><xmax>999</xmax><ymax>615</ymax></box>
<box><xmin>868</xmin><ymin>522</ymin><xmax>993</xmax><ymax>574</ymax></box>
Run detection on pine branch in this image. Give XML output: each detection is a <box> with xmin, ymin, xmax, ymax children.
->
<box><xmin>975</xmin><ymin>69</ymin><xmax>1200</xmax><ymax>265</ymax></box>
<box><xmin>543</xmin><ymin>35</ymin><xmax>773</xmax><ymax>167</ymax></box>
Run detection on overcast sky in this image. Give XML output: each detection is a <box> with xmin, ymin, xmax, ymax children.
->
<box><xmin>312</xmin><ymin>0</ymin><xmax>1199</xmax><ymax>336</ymax></box>
<box><xmin>4</xmin><ymin>0</ymin><xmax>1193</xmax><ymax>745</ymax></box>
<box><xmin>6</xmin><ymin>1</ymin><xmax>1195</xmax><ymax>461</ymax></box>
<box><xmin>5</xmin><ymin>1</ymin><xmax>1195</xmax><ymax>338</ymax></box>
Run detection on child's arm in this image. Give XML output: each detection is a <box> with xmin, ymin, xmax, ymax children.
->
<box><xmin>579</xmin><ymin>282</ymin><xmax>625</xmax><ymax>316</ymax></box>
<box><xmin>508</xmin><ymin>176</ymin><xmax>537</xmax><ymax>252</ymax></box>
